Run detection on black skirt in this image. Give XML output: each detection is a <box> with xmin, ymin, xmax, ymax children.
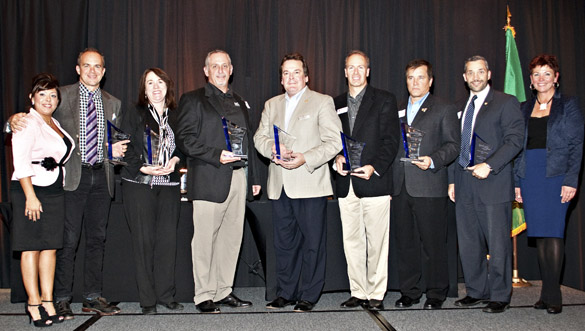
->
<box><xmin>10</xmin><ymin>181</ymin><xmax>65</xmax><ymax>251</ymax></box>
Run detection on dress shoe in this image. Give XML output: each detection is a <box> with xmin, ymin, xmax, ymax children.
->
<box><xmin>482</xmin><ymin>301</ymin><xmax>509</xmax><ymax>313</ymax></box>
<box><xmin>196</xmin><ymin>300</ymin><xmax>220</xmax><ymax>313</ymax></box>
<box><xmin>293</xmin><ymin>300</ymin><xmax>314</xmax><ymax>312</ymax></box>
<box><xmin>533</xmin><ymin>300</ymin><xmax>547</xmax><ymax>310</ymax></box>
<box><xmin>367</xmin><ymin>299</ymin><xmax>384</xmax><ymax>311</ymax></box>
<box><xmin>454</xmin><ymin>296</ymin><xmax>487</xmax><ymax>307</ymax></box>
<box><xmin>160</xmin><ymin>302</ymin><xmax>184</xmax><ymax>310</ymax></box>
<box><xmin>340</xmin><ymin>296</ymin><xmax>367</xmax><ymax>308</ymax></box>
<box><xmin>82</xmin><ymin>297</ymin><xmax>121</xmax><ymax>315</ymax></box>
<box><xmin>266</xmin><ymin>297</ymin><xmax>296</xmax><ymax>309</ymax></box>
<box><xmin>547</xmin><ymin>304</ymin><xmax>562</xmax><ymax>314</ymax></box>
<box><xmin>56</xmin><ymin>300</ymin><xmax>75</xmax><ymax>320</ymax></box>
<box><xmin>215</xmin><ymin>293</ymin><xmax>252</xmax><ymax>308</ymax></box>
<box><xmin>141</xmin><ymin>306</ymin><xmax>157</xmax><ymax>315</ymax></box>
<box><xmin>395</xmin><ymin>296</ymin><xmax>420</xmax><ymax>308</ymax></box>
<box><xmin>423</xmin><ymin>298</ymin><xmax>444</xmax><ymax>310</ymax></box>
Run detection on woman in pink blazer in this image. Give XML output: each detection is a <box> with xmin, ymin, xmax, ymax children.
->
<box><xmin>11</xmin><ymin>73</ymin><xmax>74</xmax><ymax>327</ymax></box>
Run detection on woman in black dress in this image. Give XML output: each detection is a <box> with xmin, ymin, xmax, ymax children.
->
<box><xmin>120</xmin><ymin>68</ymin><xmax>183</xmax><ymax>314</ymax></box>
<box><xmin>11</xmin><ymin>73</ymin><xmax>74</xmax><ymax>326</ymax></box>
<box><xmin>515</xmin><ymin>55</ymin><xmax>584</xmax><ymax>314</ymax></box>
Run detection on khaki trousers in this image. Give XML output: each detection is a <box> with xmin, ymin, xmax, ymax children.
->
<box><xmin>338</xmin><ymin>182</ymin><xmax>390</xmax><ymax>300</ymax></box>
<box><xmin>191</xmin><ymin>169</ymin><xmax>246</xmax><ymax>304</ymax></box>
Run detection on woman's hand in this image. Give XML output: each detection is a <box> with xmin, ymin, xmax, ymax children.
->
<box><xmin>25</xmin><ymin>196</ymin><xmax>43</xmax><ymax>221</ymax></box>
<box><xmin>515</xmin><ymin>187</ymin><xmax>523</xmax><ymax>203</ymax></box>
<box><xmin>140</xmin><ymin>165</ymin><xmax>167</xmax><ymax>176</ymax></box>
<box><xmin>159</xmin><ymin>157</ymin><xmax>180</xmax><ymax>175</ymax></box>
<box><xmin>561</xmin><ymin>186</ymin><xmax>577</xmax><ymax>203</ymax></box>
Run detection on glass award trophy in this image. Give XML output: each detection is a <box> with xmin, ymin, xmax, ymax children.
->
<box><xmin>273</xmin><ymin>125</ymin><xmax>296</xmax><ymax>161</ymax></box>
<box><xmin>106</xmin><ymin>120</ymin><xmax>130</xmax><ymax>165</ymax></box>
<box><xmin>144</xmin><ymin>125</ymin><xmax>162</xmax><ymax>166</ymax></box>
<box><xmin>222</xmin><ymin>117</ymin><xmax>248</xmax><ymax>159</ymax></box>
<box><xmin>399</xmin><ymin>122</ymin><xmax>425</xmax><ymax>162</ymax></box>
<box><xmin>341</xmin><ymin>132</ymin><xmax>366</xmax><ymax>173</ymax></box>
<box><xmin>468</xmin><ymin>133</ymin><xmax>492</xmax><ymax>168</ymax></box>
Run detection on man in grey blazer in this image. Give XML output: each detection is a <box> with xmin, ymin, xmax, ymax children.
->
<box><xmin>334</xmin><ymin>51</ymin><xmax>399</xmax><ymax>311</ymax></box>
<box><xmin>449</xmin><ymin>55</ymin><xmax>524</xmax><ymax>313</ymax></box>
<box><xmin>53</xmin><ymin>48</ymin><xmax>126</xmax><ymax>318</ymax></box>
<box><xmin>254</xmin><ymin>53</ymin><xmax>342</xmax><ymax>312</ymax></box>
<box><xmin>8</xmin><ymin>48</ymin><xmax>125</xmax><ymax>318</ymax></box>
<box><xmin>392</xmin><ymin>59</ymin><xmax>460</xmax><ymax>310</ymax></box>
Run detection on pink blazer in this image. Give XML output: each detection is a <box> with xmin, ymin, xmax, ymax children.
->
<box><xmin>11</xmin><ymin>108</ymin><xmax>75</xmax><ymax>186</ymax></box>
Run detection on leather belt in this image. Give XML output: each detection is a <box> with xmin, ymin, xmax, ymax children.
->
<box><xmin>82</xmin><ymin>162</ymin><xmax>104</xmax><ymax>169</ymax></box>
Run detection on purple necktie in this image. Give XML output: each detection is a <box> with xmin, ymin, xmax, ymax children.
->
<box><xmin>86</xmin><ymin>92</ymin><xmax>98</xmax><ymax>165</ymax></box>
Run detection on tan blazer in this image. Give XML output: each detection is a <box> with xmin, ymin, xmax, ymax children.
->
<box><xmin>254</xmin><ymin>88</ymin><xmax>342</xmax><ymax>199</ymax></box>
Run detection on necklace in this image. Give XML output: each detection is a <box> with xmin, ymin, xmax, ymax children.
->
<box><xmin>536</xmin><ymin>96</ymin><xmax>552</xmax><ymax>111</ymax></box>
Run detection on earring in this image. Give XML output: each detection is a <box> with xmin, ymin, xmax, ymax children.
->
<box><xmin>554</xmin><ymin>82</ymin><xmax>560</xmax><ymax>89</ymax></box>
<box><xmin>529</xmin><ymin>83</ymin><xmax>534</xmax><ymax>90</ymax></box>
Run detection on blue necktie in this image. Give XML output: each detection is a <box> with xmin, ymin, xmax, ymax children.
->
<box><xmin>458</xmin><ymin>95</ymin><xmax>478</xmax><ymax>168</ymax></box>
<box><xmin>86</xmin><ymin>92</ymin><xmax>98</xmax><ymax>165</ymax></box>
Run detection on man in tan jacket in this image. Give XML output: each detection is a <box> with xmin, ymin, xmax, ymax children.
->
<box><xmin>254</xmin><ymin>52</ymin><xmax>342</xmax><ymax>312</ymax></box>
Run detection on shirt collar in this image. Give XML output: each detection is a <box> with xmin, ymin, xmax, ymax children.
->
<box><xmin>408</xmin><ymin>92</ymin><xmax>430</xmax><ymax>109</ymax></box>
<box><xmin>348</xmin><ymin>86</ymin><xmax>367</xmax><ymax>103</ymax></box>
<box><xmin>79</xmin><ymin>82</ymin><xmax>102</xmax><ymax>98</ymax></box>
<box><xmin>469</xmin><ymin>84</ymin><xmax>490</xmax><ymax>103</ymax></box>
<box><xmin>285</xmin><ymin>86</ymin><xmax>307</xmax><ymax>102</ymax></box>
<box><xmin>208</xmin><ymin>82</ymin><xmax>233</xmax><ymax>98</ymax></box>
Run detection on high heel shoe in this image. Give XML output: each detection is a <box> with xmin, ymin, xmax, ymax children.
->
<box><xmin>42</xmin><ymin>300</ymin><xmax>65</xmax><ymax>324</ymax></box>
<box><xmin>25</xmin><ymin>303</ymin><xmax>52</xmax><ymax>327</ymax></box>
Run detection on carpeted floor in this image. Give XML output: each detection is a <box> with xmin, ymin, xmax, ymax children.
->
<box><xmin>1</xmin><ymin>282</ymin><xmax>584</xmax><ymax>330</ymax></box>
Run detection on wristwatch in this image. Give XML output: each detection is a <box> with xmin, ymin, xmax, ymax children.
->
<box><xmin>3</xmin><ymin>121</ymin><xmax>11</xmax><ymax>134</ymax></box>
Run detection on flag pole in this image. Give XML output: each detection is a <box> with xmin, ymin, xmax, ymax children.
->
<box><xmin>504</xmin><ymin>5</ymin><xmax>531</xmax><ymax>287</ymax></box>
<box><xmin>512</xmin><ymin>235</ymin><xmax>531</xmax><ymax>287</ymax></box>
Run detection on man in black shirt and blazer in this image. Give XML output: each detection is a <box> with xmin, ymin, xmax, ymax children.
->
<box><xmin>334</xmin><ymin>50</ymin><xmax>400</xmax><ymax>311</ymax></box>
<box><xmin>170</xmin><ymin>50</ymin><xmax>261</xmax><ymax>313</ymax></box>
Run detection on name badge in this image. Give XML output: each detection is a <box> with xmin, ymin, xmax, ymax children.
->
<box><xmin>337</xmin><ymin>107</ymin><xmax>348</xmax><ymax>115</ymax></box>
<box><xmin>398</xmin><ymin>109</ymin><xmax>406</xmax><ymax>118</ymax></box>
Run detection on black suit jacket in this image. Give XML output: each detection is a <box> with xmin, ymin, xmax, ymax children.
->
<box><xmin>333</xmin><ymin>86</ymin><xmax>400</xmax><ymax>198</ymax></box>
<box><xmin>169</xmin><ymin>83</ymin><xmax>258</xmax><ymax>202</ymax></box>
<box><xmin>393</xmin><ymin>94</ymin><xmax>460</xmax><ymax>197</ymax></box>
<box><xmin>450</xmin><ymin>88</ymin><xmax>524</xmax><ymax>204</ymax></box>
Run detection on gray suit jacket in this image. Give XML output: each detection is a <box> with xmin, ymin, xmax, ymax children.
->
<box><xmin>53</xmin><ymin>82</ymin><xmax>122</xmax><ymax>197</ymax></box>
<box><xmin>254</xmin><ymin>88</ymin><xmax>342</xmax><ymax>199</ymax></box>
<box><xmin>450</xmin><ymin>88</ymin><xmax>524</xmax><ymax>204</ymax></box>
<box><xmin>393</xmin><ymin>94</ymin><xmax>460</xmax><ymax>197</ymax></box>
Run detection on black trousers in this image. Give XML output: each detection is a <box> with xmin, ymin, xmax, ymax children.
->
<box><xmin>54</xmin><ymin>167</ymin><xmax>111</xmax><ymax>301</ymax></box>
<box><xmin>393</xmin><ymin>183</ymin><xmax>449</xmax><ymax>300</ymax></box>
<box><xmin>272</xmin><ymin>190</ymin><xmax>327</xmax><ymax>303</ymax></box>
<box><xmin>122</xmin><ymin>181</ymin><xmax>180</xmax><ymax>307</ymax></box>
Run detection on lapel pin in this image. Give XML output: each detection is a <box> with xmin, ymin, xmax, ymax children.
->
<box><xmin>421</xmin><ymin>108</ymin><xmax>427</xmax><ymax>113</ymax></box>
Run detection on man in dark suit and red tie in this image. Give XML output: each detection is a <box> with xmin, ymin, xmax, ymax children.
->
<box><xmin>392</xmin><ymin>59</ymin><xmax>460</xmax><ymax>310</ymax></box>
<box><xmin>333</xmin><ymin>50</ymin><xmax>400</xmax><ymax>311</ymax></box>
<box><xmin>448</xmin><ymin>55</ymin><xmax>524</xmax><ymax>313</ymax></box>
